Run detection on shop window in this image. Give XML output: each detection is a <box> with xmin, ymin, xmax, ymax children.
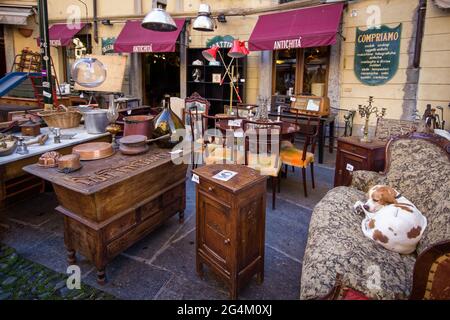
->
<box><xmin>272</xmin><ymin>46</ymin><xmax>330</xmax><ymax>97</ymax></box>
<box><xmin>273</xmin><ymin>49</ymin><xmax>297</xmax><ymax>96</ymax></box>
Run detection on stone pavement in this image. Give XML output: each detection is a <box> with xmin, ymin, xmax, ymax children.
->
<box><xmin>0</xmin><ymin>157</ymin><xmax>335</xmax><ymax>300</ymax></box>
<box><xmin>0</xmin><ymin>243</ymin><xmax>114</xmax><ymax>300</ymax></box>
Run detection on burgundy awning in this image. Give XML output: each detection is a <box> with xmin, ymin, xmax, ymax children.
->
<box><xmin>114</xmin><ymin>19</ymin><xmax>185</xmax><ymax>53</ymax></box>
<box><xmin>46</xmin><ymin>23</ymin><xmax>88</xmax><ymax>46</ymax></box>
<box><xmin>248</xmin><ymin>3</ymin><xmax>344</xmax><ymax>51</ymax></box>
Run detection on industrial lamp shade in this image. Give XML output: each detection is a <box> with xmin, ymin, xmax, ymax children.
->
<box><xmin>228</xmin><ymin>40</ymin><xmax>248</xmax><ymax>58</ymax></box>
<box><xmin>202</xmin><ymin>46</ymin><xmax>220</xmax><ymax>62</ymax></box>
<box><xmin>71</xmin><ymin>57</ymin><xmax>107</xmax><ymax>88</ymax></box>
<box><xmin>192</xmin><ymin>4</ymin><xmax>214</xmax><ymax>32</ymax></box>
<box><xmin>141</xmin><ymin>7</ymin><xmax>177</xmax><ymax>32</ymax></box>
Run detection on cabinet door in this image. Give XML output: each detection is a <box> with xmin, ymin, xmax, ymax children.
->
<box><xmin>197</xmin><ymin>193</ymin><xmax>232</xmax><ymax>270</ymax></box>
<box><xmin>336</xmin><ymin>151</ymin><xmax>367</xmax><ymax>187</ymax></box>
<box><xmin>238</xmin><ymin>197</ymin><xmax>264</xmax><ymax>270</ymax></box>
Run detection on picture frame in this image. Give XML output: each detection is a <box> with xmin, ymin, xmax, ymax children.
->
<box><xmin>212</xmin><ymin>73</ymin><xmax>222</xmax><ymax>83</ymax></box>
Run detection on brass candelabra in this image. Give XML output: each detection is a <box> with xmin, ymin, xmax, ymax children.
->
<box><xmin>358</xmin><ymin>96</ymin><xmax>386</xmax><ymax>143</ymax></box>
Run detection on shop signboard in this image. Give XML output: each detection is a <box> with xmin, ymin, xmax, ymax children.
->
<box><xmin>354</xmin><ymin>24</ymin><xmax>402</xmax><ymax>86</ymax></box>
<box><xmin>206</xmin><ymin>35</ymin><xmax>234</xmax><ymax>48</ymax></box>
<box><xmin>101</xmin><ymin>37</ymin><xmax>116</xmax><ymax>55</ymax></box>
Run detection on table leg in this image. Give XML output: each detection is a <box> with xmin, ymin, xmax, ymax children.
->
<box><xmin>66</xmin><ymin>248</ymin><xmax>77</xmax><ymax>264</ymax></box>
<box><xmin>329</xmin><ymin>120</ymin><xmax>335</xmax><ymax>153</ymax></box>
<box><xmin>318</xmin><ymin>122</ymin><xmax>325</xmax><ymax>164</ymax></box>
<box><xmin>97</xmin><ymin>268</ymin><xmax>106</xmax><ymax>285</ymax></box>
<box><xmin>179</xmin><ymin>210</ymin><xmax>185</xmax><ymax>224</ymax></box>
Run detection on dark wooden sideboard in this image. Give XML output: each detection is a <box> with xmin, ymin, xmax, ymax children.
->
<box><xmin>193</xmin><ymin>164</ymin><xmax>267</xmax><ymax>299</ymax></box>
<box><xmin>334</xmin><ymin>136</ymin><xmax>386</xmax><ymax>187</ymax></box>
<box><xmin>24</xmin><ymin>147</ymin><xmax>188</xmax><ymax>283</ymax></box>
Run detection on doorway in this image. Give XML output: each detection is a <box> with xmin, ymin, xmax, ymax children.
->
<box><xmin>142</xmin><ymin>52</ymin><xmax>180</xmax><ymax>107</ymax></box>
<box><xmin>0</xmin><ymin>26</ymin><xmax>7</xmax><ymax>77</ymax></box>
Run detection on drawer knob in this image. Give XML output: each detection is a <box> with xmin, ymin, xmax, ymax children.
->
<box><xmin>208</xmin><ymin>186</ymin><xmax>214</xmax><ymax>192</ymax></box>
<box><xmin>224</xmin><ymin>238</ymin><xmax>231</xmax><ymax>245</ymax></box>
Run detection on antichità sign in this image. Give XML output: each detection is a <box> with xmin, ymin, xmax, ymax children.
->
<box><xmin>354</xmin><ymin>24</ymin><xmax>402</xmax><ymax>86</ymax></box>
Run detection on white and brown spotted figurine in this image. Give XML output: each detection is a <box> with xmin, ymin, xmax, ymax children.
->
<box><xmin>354</xmin><ymin>185</ymin><xmax>427</xmax><ymax>254</ymax></box>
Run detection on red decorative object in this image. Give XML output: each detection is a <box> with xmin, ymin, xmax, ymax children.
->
<box><xmin>341</xmin><ymin>288</ymin><xmax>371</xmax><ymax>300</ymax></box>
<box><xmin>202</xmin><ymin>46</ymin><xmax>220</xmax><ymax>62</ymax></box>
<box><xmin>228</xmin><ymin>40</ymin><xmax>247</xmax><ymax>58</ymax></box>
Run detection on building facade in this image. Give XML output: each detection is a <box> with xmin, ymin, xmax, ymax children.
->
<box><xmin>1</xmin><ymin>0</ymin><xmax>449</xmax><ymax>131</ymax></box>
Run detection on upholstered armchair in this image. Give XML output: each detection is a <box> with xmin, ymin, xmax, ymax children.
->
<box><xmin>300</xmin><ymin>133</ymin><xmax>450</xmax><ymax>300</ymax></box>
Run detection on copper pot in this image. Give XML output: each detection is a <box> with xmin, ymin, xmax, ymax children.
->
<box><xmin>123</xmin><ymin>115</ymin><xmax>154</xmax><ymax>138</ymax></box>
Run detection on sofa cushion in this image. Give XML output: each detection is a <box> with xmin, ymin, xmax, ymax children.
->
<box><xmin>384</xmin><ymin>138</ymin><xmax>450</xmax><ymax>254</ymax></box>
<box><xmin>300</xmin><ymin>186</ymin><xmax>416</xmax><ymax>300</ymax></box>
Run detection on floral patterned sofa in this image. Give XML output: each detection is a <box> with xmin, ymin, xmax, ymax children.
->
<box><xmin>300</xmin><ymin>133</ymin><xmax>450</xmax><ymax>300</ymax></box>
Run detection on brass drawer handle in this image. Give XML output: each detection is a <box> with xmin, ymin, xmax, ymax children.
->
<box><xmin>224</xmin><ymin>238</ymin><xmax>231</xmax><ymax>245</ymax></box>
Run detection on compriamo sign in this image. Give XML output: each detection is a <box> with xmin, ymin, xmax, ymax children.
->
<box><xmin>354</xmin><ymin>24</ymin><xmax>402</xmax><ymax>86</ymax></box>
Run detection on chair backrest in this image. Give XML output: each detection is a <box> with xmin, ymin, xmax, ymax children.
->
<box><xmin>188</xmin><ymin>106</ymin><xmax>234</xmax><ymax>146</ymax></box>
<box><xmin>243</xmin><ymin>119</ymin><xmax>282</xmax><ymax>165</ymax></box>
<box><xmin>184</xmin><ymin>92</ymin><xmax>210</xmax><ymax>125</ymax></box>
<box><xmin>375</xmin><ymin>118</ymin><xmax>421</xmax><ymax>141</ymax></box>
<box><xmin>296</xmin><ymin>116</ymin><xmax>321</xmax><ymax>160</ymax></box>
<box><xmin>383</xmin><ymin>133</ymin><xmax>450</xmax><ymax>254</ymax></box>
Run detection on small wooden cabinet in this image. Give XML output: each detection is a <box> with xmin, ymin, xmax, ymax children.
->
<box><xmin>334</xmin><ymin>136</ymin><xmax>386</xmax><ymax>187</ymax></box>
<box><xmin>193</xmin><ymin>164</ymin><xmax>267</xmax><ymax>299</ymax></box>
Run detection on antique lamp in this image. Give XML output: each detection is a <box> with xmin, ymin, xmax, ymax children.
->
<box><xmin>192</xmin><ymin>4</ymin><xmax>215</xmax><ymax>32</ymax></box>
<box><xmin>141</xmin><ymin>5</ymin><xmax>177</xmax><ymax>31</ymax></box>
<box><xmin>201</xmin><ymin>41</ymin><xmax>249</xmax><ymax>113</ymax></box>
<box><xmin>71</xmin><ymin>57</ymin><xmax>107</xmax><ymax>88</ymax></box>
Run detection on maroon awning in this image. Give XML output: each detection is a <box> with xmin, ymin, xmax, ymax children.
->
<box><xmin>44</xmin><ymin>23</ymin><xmax>88</xmax><ymax>46</ymax></box>
<box><xmin>114</xmin><ymin>19</ymin><xmax>185</xmax><ymax>53</ymax></box>
<box><xmin>248</xmin><ymin>3</ymin><xmax>344</xmax><ymax>51</ymax></box>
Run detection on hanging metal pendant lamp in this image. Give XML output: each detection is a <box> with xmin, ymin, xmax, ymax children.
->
<box><xmin>192</xmin><ymin>4</ymin><xmax>215</xmax><ymax>32</ymax></box>
<box><xmin>141</xmin><ymin>5</ymin><xmax>177</xmax><ymax>32</ymax></box>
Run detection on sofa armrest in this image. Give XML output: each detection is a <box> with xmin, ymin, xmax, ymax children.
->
<box><xmin>350</xmin><ymin>170</ymin><xmax>387</xmax><ymax>192</ymax></box>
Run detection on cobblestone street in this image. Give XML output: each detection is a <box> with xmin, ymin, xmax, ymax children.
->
<box><xmin>0</xmin><ymin>244</ymin><xmax>114</xmax><ymax>300</ymax></box>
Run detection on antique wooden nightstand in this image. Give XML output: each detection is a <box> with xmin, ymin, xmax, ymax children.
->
<box><xmin>334</xmin><ymin>136</ymin><xmax>386</xmax><ymax>187</ymax></box>
<box><xmin>192</xmin><ymin>164</ymin><xmax>267</xmax><ymax>299</ymax></box>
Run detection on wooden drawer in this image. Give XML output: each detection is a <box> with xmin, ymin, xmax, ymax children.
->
<box><xmin>198</xmin><ymin>179</ymin><xmax>232</xmax><ymax>204</ymax></box>
<box><xmin>140</xmin><ymin>197</ymin><xmax>161</xmax><ymax>221</ymax></box>
<box><xmin>162</xmin><ymin>183</ymin><xmax>184</xmax><ymax>206</ymax></box>
<box><xmin>339</xmin><ymin>142</ymin><xmax>368</xmax><ymax>158</ymax></box>
<box><xmin>103</xmin><ymin>212</ymin><xmax>137</xmax><ymax>242</ymax></box>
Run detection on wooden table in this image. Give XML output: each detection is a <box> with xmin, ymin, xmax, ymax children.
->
<box><xmin>334</xmin><ymin>136</ymin><xmax>386</xmax><ymax>187</ymax></box>
<box><xmin>23</xmin><ymin>146</ymin><xmax>188</xmax><ymax>284</ymax></box>
<box><xmin>0</xmin><ymin>127</ymin><xmax>110</xmax><ymax>209</ymax></box>
<box><xmin>193</xmin><ymin>164</ymin><xmax>267</xmax><ymax>299</ymax></box>
<box><xmin>215</xmin><ymin>119</ymin><xmax>300</xmax><ymax>137</ymax></box>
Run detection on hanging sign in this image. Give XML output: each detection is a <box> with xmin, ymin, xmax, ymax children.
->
<box><xmin>206</xmin><ymin>35</ymin><xmax>234</xmax><ymax>48</ymax></box>
<box><xmin>354</xmin><ymin>24</ymin><xmax>402</xmax><ymax>86</ymax></box>
<box><xmin>101</xmin><ymin>37</ymin><xmax>116</xmax><ymax>55</ymax></box>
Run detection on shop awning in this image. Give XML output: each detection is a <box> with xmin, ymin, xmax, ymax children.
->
<box><xmin>0</xmin><ymin>6</ymin><xmax>34</xmax><ymax>25</ymax></box>
<box><xmin>114</xmin><ymin>19</ymin><xmax>185</xmax><ymax>53</ymax></box>
<box><xmin>248</xmin><ymin>3</ymin><xmax>344</xmax><ymax>51</ymax></box>
<box><xmin>45</xmin><ymin>23</ymin><xmax>89</xmax><ymax>46</ymax></box>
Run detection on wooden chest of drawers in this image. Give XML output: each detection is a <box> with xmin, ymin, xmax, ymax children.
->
<box><xmin>192</xmin><ymin>164</ymin><xmax>267</xmax><ymax>299</ymax></box>
<box><xmin>334</xmin><ymin>136</ymin><xmax>386</xmax><ymax>187</ymax></box>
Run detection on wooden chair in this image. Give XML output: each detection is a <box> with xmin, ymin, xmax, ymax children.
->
<box><xmin>243</xmin><ymin>119</ymin><xmax>282</xmax><ymax>209</ymax></box>
<box><xmin>280</xmin><ymin>116</ymin><xmax>321</xmax><ymax>198</ymax></box>
<box><xmin>183</xmin><ymin>92</ymin><xmax>210</xmax><ymax>125</ymax></box>
<box><xmin>188</xmin><ymin>107</ymin><xmax>237</xmax><ymax>169</ymax></box>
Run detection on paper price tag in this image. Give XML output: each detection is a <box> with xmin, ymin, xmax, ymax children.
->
<box><xmin>346</xmin><ymin>163</ymin><xmax>354</xmax><ymax>172</ymax></box>
<box><xmin>290</xmin><ymin>97</ymin><xmax>296</xmax><ymax>102</ymax></box>
<box><xmin>191</xmin><ymin>173</ymin><xmax>200</xmax><ymax>184</ymax></box>
<box><xmin>228</xmin><ymin>119</ymin><xmax>242</xmax><ymax>127</ymax></box>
